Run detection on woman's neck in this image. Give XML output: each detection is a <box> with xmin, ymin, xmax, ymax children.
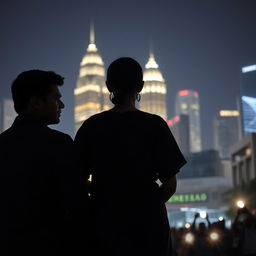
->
<box><xmin>110</xmin><ymin>99</ymin><xmax>138</xmax><ymax>112</ymax></box>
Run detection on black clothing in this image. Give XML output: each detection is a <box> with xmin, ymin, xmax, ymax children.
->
<box><xmin>0</xmin><ymin>114</ymin><xmax>88</xmax><ymax>256</ymax></box>
<box><xmin>74</xmin><ymin>110</ymin><xmax>186</xmax><ymax>256</ymax></box>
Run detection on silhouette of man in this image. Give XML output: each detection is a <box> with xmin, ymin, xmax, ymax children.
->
<box><xmin>0</xmin><ymin>70</ymin><xmax>88</xmax><ymax>256</ymax></box>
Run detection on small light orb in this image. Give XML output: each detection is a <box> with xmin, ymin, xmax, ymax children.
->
<box><xmin>185</xmin><ymin>223</ymin><xmax>191</xmax><ymax>229</ymax></box>
<box><xmin>210</xmin><ymin>232</ymin><xmax>219</xmax><ymax>241</ymax></box>
<box><xmin>236</xmin><ymin>200</ymin><xmax>245</xmax><ymax>208</ymax></box>
<box><xmin>200</xmin><ymin>211</ymin><xmax>207</xmax><ymax>218</ymax></box>
<box><xmin>184</xmin><ymin>233</ymin><xmax>194</xmax><ymax>244</ymax></box>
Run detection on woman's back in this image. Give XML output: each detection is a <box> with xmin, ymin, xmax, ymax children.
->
<box><xmin>74</xmin><ymin>110</ymin><xmax>186</xmax><ymax>256</ymax></box>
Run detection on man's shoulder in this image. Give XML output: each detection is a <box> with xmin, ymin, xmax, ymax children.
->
<box><xmin>45</xmin><ymin>127</ymin><xmax>73</xmax><ymax>143</ymax></box>
<box><xmin>0</xmin><ymin>128</ymin><xmax>12</xmax><ymax>141</ymax></box>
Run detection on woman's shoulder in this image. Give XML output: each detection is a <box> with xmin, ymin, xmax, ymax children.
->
<box><xmin>79</xmin><ymin>110</ymin><xmax>167</xmax><ymax>128</ymax></box>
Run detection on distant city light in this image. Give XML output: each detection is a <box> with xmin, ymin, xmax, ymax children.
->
<box><xmin>242</xmin><ymin>64</ymin><xmax>256</xmax><ymax>73</ymax></box>
<box><xmin>236</xmin><ymin>200</ymin><xmax>245</xmax><ymax>208</ymax></box>
<box><xmin>219</xmin><ymin>110</ymin><xmax>239</xmax><ymax>117</ymax></box>
<box><xmin>194</xmin><ymin>92</ymin><xmax>199</xmax><ymax>98</ymax></box>
<box><xmin>184</xmin><ymin>233</ymin><xmax>194</xmax><ymax>244</ymax></box>
<box><xmin>179</xmin><ymin>90</ymin><xmax>189</xmax><ymax>96</ymax></box>
<box><xmin>167</xmin><ymin>115</ymin><xmax>181</xmax><ymax>127</ymax></box>
<box><xmin>200</xmin><ymin>211</ymin><xmax>207</xmax><ymax>218</ymax></box>
<box><xmin>185</xmin><ymin>223</ymin><xmax>191</xmax><ymax>229</ymax></box>
<box><xmin>167</xmin><ymin>120</ymin><xmax>173</xmax><ymax>126</ymax></box>
<box><xmin>245</xmin><ymin>148</ymin><xmax>251</xmax><ymax>156</ymax></box>
<box><xmin>210</xmin><ymin>232</ymin><xmax>219</xmax><ymax>241</ymax></box>
<box><xmin>173</xmin><ymin>115</ymin><xmax>180</xmax><ymax>122</ymax></box>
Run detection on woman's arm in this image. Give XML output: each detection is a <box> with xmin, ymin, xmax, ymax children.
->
<box><xmin>160</xmin><ymin>175</ymin><xmax>177</xmax><ymax>203</ymax></box>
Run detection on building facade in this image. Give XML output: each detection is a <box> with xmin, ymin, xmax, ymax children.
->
<box><xmin>230</xmin><ymin>133</ymin><xmax>256</xmax><ymax>187</ymax></box>
<box><xmin>240</xmin><ymin>64</ymin><xmax>256</xmax><ymax>135</ymax></box>
<box><xmin>0</xmin><ymin>99</ymin><xmax>17</xmax><ymax>133</ymax></box>
<box><xmin>74</xmin><ymin>25</ymin><xmax>111</xmax><ymax>132</ymax></box>
<box><xmin>175</xmin><ymin>90</ymin><xmax>201</xmax><ymax>152</ymax></box>
<box><xmin>167</xmin><ymin>176</ymin><xmax>232</xmax><ymax>227</ymax></box>
<box><xmin>140</xmin><ymin>53</ymin><xmax>167</xmax><ymax>120</ymax></box>
<box><xmin>168</xmin><ymin>114</ymin><xmax>190</xmax><ymax>155</ymax></box>
<box><xmin>177</xmin><ymin>149</ymin><xmax>223</xmax><ymax>179</ymax></box>
<box><xmin>213</xmin><ymin>110</ymin><xmax>239</xmax><ymax>159</ymax></box>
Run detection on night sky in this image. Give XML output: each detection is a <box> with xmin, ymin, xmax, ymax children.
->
<box><xmin>1</xmin><ymin>0</ymin><xmax>256</xmax><ymax>149</ymax></box>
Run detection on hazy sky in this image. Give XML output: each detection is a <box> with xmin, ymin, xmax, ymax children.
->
<box><xmin>1</xmin><ymin>0</ymin><xmax>256</xmax><ymax>149</ymax></box>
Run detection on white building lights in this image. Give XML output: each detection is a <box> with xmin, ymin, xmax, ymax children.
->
<box><xmin>242</xmin><ymin>64</ymin><xmax>256</xmax><ymax>73</ymax></box>
<box><xmin>74</xmin><ymin>24</ymin><xmax>111</xmax><ymax>132</ymax></box>
<box><xmin>140</xmin><ymin>52</ymin><xmax>167</xmax><ymax>120</ymax></box>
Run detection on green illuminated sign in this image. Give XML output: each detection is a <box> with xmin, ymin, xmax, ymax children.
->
<box><xmin>168</xmin><ymin>192</ymin><xmax>208</xmax><ymax>204</ymax></box>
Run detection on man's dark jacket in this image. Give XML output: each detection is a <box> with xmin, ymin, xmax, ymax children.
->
<box><xmin>0</xmin><ymin>114</ymin><xmax>88</xmax><ymax>256</ymax></box>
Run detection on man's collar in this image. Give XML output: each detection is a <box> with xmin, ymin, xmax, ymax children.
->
<box><xmin>12</xmin><ymin>113</ymin><xmax>47</xmax><ymax>127</ymax></box>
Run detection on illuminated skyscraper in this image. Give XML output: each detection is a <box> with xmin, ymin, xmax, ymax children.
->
<box><xmin>213</xmin><ymin>110</ymin><xmax>239</xmax><ymax>159</ymax></box>
<box><xmin>74</xmin><ymin>24</ymin><xmax>110</xmax><ymax>132</ymax></box>
<box><xmin>168</xmin><ymin>114</ymin><xmax>190</xmax><ymax>155</ymax></box>
<box><xmin>175</xmin><ymin>90</ymin><xmax>201</xmax><ymax>152</ymax></box>
<box><xmin>140</xmin><ymin>52</ymin><xmax>167</xmax><ymax>120</ymax></box>
<box><xmin>240</xmin><ymin>64</ymin><xmax>256</xmax><ymax>135</ymax></box>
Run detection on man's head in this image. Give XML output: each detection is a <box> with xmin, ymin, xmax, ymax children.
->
<box><xmin>11</xmin><ymin>70</ymin><xmax>64</xmax><ymax>125</ymax></box>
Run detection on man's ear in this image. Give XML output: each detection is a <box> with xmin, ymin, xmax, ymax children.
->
<box><xmin>29</xmin><ymin>96</ymin><xmax>44</xmax><ymax>111</ymax></box>
<box><xmin>106</xmin><ymin>81</ymin><xmax>113</xmax><ymax>92</ymax></box>
<box><xmin>137</xmin><ymin>81</ymin><xmax>144</xmax><ymax>93</ymax></box>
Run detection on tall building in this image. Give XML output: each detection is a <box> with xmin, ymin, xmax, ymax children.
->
<box><xmin>168</xmin><ymin>114</ymin><xmax>190</xmax><ymax>155</ymax></box>
<box><xmin>0</xmin><ymin>99</ymin><xmax>17</xmax><ymax>133</ymax></box>
<box><xmin>74</xmin><ymin>24</ymin><xmax>111</xmax><ymax>132</ymax></box>
<box><xmin>140</xmin><ymin>52</ymin><xmax>167</xmax><ymax>120</ymax></box>
<box><xmin>213</xmin><ymin>110</ymin><xmax>239</xmax><ymax>159</ymax></box>
<box><xmin>240</xmin><ymin>64</ymin><xmax>256</xmax><ymax>135</ymax></box>
<box><xmin>231</xmin><ymin>133</ymin><xmax>256</xmax><ymax>187</ymax></box>
<box><xmin>177</xmin><ymin>150</ymin><xmax>223</xmax><ymax>179</ymax></box>
<box><xmin>175</xmin><ymin>90</ymin><xmax>201</xmax><ymax>152</ymax></box>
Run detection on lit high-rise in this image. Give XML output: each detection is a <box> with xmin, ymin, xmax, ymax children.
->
<box><xmin>240</xmin><ymin>64</ymin><xmax>256</xmax><ymax>135</ymax></box>
<box><xmin>168</xmin><ymin>114</ymin><xmax>190</xmax><ymax>155</ymax></box>
<box><xmin>74</xmin><ymin>24</ymin><xmax>111</xmax><ymax>132</ymax></box>
<box><xmin>175</xmin><ymin>90</ymin><xmax>201</xmax><ymax>152</ymax></box>
<box><xmin>213</xmin><ymin>110</ymin><xmax>239</xmax><ymax>159</ymax></box>
<box><xmin>140</xmin><ymin>52</ymin><xmax>167</xmax><ymax>120</ymax></box>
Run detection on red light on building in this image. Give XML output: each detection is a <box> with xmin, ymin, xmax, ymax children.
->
<box><xmin>167</xmin><ymin>120</ymin><xmax>173</xmax><ymax>126</ymax></box>
<box><xmin>194</xmin><ymin>92</ymin><xmax>199</xmax><ymax>98</ymax></box>
<box><xmin>174</xmin><ymin>116</ymin><xmax>180</xmax><ymax>122</ymax></box>
<box><xmin>179</xmin><ymin>90</ymin><xmax>189</xmax><ymax>96</ymax></box>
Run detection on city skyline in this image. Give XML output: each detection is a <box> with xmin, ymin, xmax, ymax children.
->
<box><xmin>1</xmin><ymin>1</ymin><xmax>256</xmax><ymax>150</ymax></box>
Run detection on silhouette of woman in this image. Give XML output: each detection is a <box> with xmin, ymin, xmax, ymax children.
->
<box><xmin>74</xmin><ymin>57</ymin><xmax>186</xmax><ymax>256</ymax></box>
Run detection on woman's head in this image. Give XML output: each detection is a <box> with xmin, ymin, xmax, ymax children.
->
<box><xmin>106</xmin><ymin>57</ymin><xmax>144</xmax><ymax>105</ymax></box>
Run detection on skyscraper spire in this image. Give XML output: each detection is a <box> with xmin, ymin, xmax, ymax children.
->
<box><xmin>87</xmin><ymin>22</ymin><xmax>97</xmax><ymax>52</ymax></box>
<box><xmin>74</xmin><ymin>23</ymin><xmax>111</xmax><ymax>132</ymax></box>
<box><xmin>90</xmin><ymin>21</ymin><xmax>95</xmax><ymax>44</ymax></box>
<box><xmin>140</xmin><ymin>49</ymin><xmax>167</xmax><ymax>120</ymax></box>
<box><xmin>149</xmin><ymin>40</ymin><xmax>154</xmax><ymax>59</ymax></box>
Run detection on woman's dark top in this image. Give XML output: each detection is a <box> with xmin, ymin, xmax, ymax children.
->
<box><xmin>74</xmin><ymin>110</ymin><xmax>186</xmax><ymax>256</ymax></box>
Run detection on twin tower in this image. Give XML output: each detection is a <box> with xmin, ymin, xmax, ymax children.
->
<box><xmin>74</xmin><ymin>26</ymin><xmax>167</xmax><ymax>132</ymax></box>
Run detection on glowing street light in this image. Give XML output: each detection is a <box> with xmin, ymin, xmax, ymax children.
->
<box><xmin>184</xmin><ymin>233</ymin><xmax>194</xmax><ymax>244</ymax></box>
<box><xmin>210</xmin><ymin>232</ymin><xmax>219</xmax><ymax>241</ymax></box>
<box><xmin>236</xmin><ymin>200</ymin><xmax>245</xmax><ymax>208</ymax></box>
